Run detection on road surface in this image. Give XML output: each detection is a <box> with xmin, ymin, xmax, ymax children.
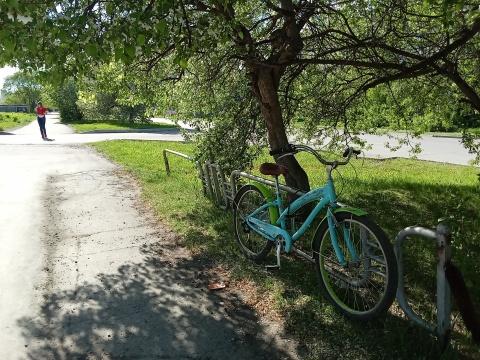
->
<box><xmin>0</xmin><ymin>116</ymin><xmax>300</xmax><ymax>359</ymax></box>
<box><xmin>0</xmin><ymin>114</ymin><xmax>476</xmax><ymax>165</ymax></box>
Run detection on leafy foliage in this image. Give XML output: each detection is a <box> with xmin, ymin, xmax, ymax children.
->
<box><xmin>161</xmin><ymin>64</ymin><xmax>266</xmax><ymax>172</ymax></box>
<box><xmin>55</xmin><ymin>80</ymin><xmax>83</xmax><ymax>122</ymax></box>
<box><xmin>0</xmin><ymin>71</ymin><xmax>43</xmax><ymax>111</ymax></box>
<box><xmin>76</xmin><ymin>63</ymin><xmax>149</xmax><ymax>124</ymax></box>
<box><xmin>1</xmin><ymin>0</ymin><xmax>479</xmax><ymax>173</ymax></box>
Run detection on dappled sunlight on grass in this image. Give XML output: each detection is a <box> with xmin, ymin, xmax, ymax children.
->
<box><xmin>92</xmin><ymin>140</ymin><xmax>480</xmax><ymax>359</ymax></box>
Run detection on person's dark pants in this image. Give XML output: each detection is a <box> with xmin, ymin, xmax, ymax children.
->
<box><xmin>37</xmin><ymin>116</ymin><xmax>47</xmax><ymax>139</ymax></box>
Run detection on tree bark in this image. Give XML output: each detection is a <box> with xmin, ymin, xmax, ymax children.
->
<box><xmin>252</xmin><ymin>65</ymin><xmax>310</xmax><ymax>193</ymax></box>
<box><xmin>448</xmin><ymin>71</ymin><xmax>480</xmax><ymax>112</ymax></box>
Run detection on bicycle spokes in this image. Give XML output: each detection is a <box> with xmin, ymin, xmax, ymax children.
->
<box><xmin>320</xmin><ymin>218</ymin><xmax>389</xmax><ymax>313</ymax></box>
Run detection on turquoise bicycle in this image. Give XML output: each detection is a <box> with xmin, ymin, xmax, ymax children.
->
<box><xmin>233</xmin><ymin>144</ymin><xmax>398</xmax><ymax>320</ymax></box>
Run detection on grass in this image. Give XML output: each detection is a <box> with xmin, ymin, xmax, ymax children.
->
<box><xmin>92</xmin><ymin>140</ymin><xmax>480</xmax><ymax>359</ymax></box>
<box><xmin>430</xmin><ymin>128</ymin><xmax>480</xmax><ymax>138</ymax></box>
<box><xmin>66</xmin><ymin>120</ymin><xmax>178</xmax><ymax>133</ymax></box>
<box><xmin>0</xmin><ymin>112</ymin><xmax>34</xmax><ymax>131</ymax></box>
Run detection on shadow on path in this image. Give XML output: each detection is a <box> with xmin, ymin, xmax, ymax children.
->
<box><xmin>18</xmin><ymin>242</ymin><xmax>297</xmax><ymax>359</ymax></box>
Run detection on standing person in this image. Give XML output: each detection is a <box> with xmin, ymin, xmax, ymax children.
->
<box><xmin>35</xmin><ymin>102</ymin><xmax>49</xmax><ymax>140</ymax></box>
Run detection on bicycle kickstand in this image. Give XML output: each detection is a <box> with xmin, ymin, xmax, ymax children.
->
<box><xmin>265</xmin><ymin>239</ymin><xmax>282</xmax><ymax>270</ymax></box>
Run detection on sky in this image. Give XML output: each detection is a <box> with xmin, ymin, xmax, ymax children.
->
<box><xmin>0</xmin><ymin>66</ymin><xmax>18</xmax><ymax>92</ymax></box>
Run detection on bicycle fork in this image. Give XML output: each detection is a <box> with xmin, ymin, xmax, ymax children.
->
<box><xmin>326</xmin><ymin>209</ymin><xmax>359</xmax><ymax>267</ymax></box>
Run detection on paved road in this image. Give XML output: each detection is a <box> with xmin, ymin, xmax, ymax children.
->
<box><xmin>0</xmin><ymin>113</ymin><xmax>184</xmax><ymax>144</ymax></box>
<box><xmin>359</xmin><ymin>133</ymin><xmax>476</xmax><ymax>166</ymax></box>
<box><xmin>0</xmin><ymin>118</ymin><xmax>299</xmax><ymax>359</ymax></box>
<box><xmin>0</xmin><ymin>113</ymin><xmax>476</xmax><ymax>165</ymax></box>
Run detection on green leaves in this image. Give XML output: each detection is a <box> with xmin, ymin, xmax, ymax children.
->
<box><xmin>156</xmin><ymin>20</ymin><xmax>167</xmax><ymax>35</ymax></box>
<box><xmin>86</xmin><ymin>43</ymin><xmax>97</xmax><ymax>57</ymax></box>
<box><xmin>105</xmin><ymin>3</ymin><xmax>115</xmax><ymax>16</ymax></box>
<box><xmin>124</xmin><ymin>44</ymin><xmax>136</xmax><ymax>59</ymax></box>
<box><xmin>6</xmin><ymin>0</ymin><xmax>19</xmax><ymax>10</ymax></box>
<box><xmin>136</xmin><ymin>34</ymin><xmax>146</xmax><ymax>46</ymax></box>
<box><xmin>178</xmin><ymin>58</ymin><xmax>188</xmax><ymax>69</ymax></box>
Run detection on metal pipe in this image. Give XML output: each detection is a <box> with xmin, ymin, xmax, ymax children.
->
<box><xmin>204</xmin><ymin>161</ymin><xmax>214</xmax><ymax>199</ymax></box>
<box><xmin>163</xmin><ymin>149</ymin><xmax>193</xmax><ymax>176</ymax></box>
<box><xmin>435</xmin><ymin>223</ymin><xmax>452</xmax><ymax>346</ymax></box>
<box><xmin>195</xmin><ymin>161</ymin><xmax>207</xmax><ymax>197</ymax></box>
<box><xmin>395</xmin><ymin>226</ymin><xmax>437</xmax><ymax>333</ymax></box>
<box><xmin>230</xmin><ymin>170</ymin><xmax>305</xmax><ymax>199</ymax></box>
<box><xmin>394</xmin><ymin>224</ymin><xmax>452</xmax><ymax>342</ymax></box>
<box><xmin>210</xmin><ymin>163</ymin><xmax>229</xmax><ymax>209</ymax></box>
<box><xmin>208</xmin><ymin>163</ymin><xmax>223</xmax><ymax>208</ymax></box>
<box><xmin>292</xmin><ymin>247</ymin><xmax>315</xmax><ymax>263</ymax></box>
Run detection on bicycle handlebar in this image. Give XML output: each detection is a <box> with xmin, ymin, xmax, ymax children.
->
<box><xmin>270</xmin><ymin>144</ymin><xmax>360</xmax><ymax>167</ymax></box>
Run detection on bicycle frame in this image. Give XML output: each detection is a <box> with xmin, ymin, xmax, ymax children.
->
<box><xmin>245</xmin><ymin>168</ymin><xmax>358</xmax><ymax>266</ymax></box>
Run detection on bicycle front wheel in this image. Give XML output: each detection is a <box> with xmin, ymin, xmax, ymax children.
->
<box><xmin>312</xmin><ymin>212</ymin><xmax>398</xmax><ymax>321</ymax></box>
<box><xmin>233</xmin><ymin>184</ymin><xmax>273</xmax><ymax>263</ymax></box>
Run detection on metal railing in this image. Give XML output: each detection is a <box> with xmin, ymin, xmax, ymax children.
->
<box><xmin>394</xmin><ymin>223</ymin><xmax>452</xmax><ymax>346</ymax></box>
<box><xmin>163</xmin><ymin>149</ymin><xmax>194</xmax><ymax>175</ymax></box>
<box><xmin>163</xmin><ymin>150</ymin><xmax>230</xmax><ymax>208</ymax></box>
<box><xmin>230</xmin><ymin>170</ymin><xmax>306</xmax><ymax>198</ymax></box>
<box><xmin>205</xmin><ymin>161</ymin><xmax>229</xmax><ymax>210</ymax></box>
<box><xmin>163</xmin><ymin>149</ymin><xmax>207</xmax><ymax>196</ymax></box>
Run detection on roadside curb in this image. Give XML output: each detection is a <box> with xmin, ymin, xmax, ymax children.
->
<box><xmin>431</xmin><ymin>134</ymin><xmax>462</xmax><ymax>140</ymax></box>
<box><xmin>81</xmin><ymin>128</ymin><xmax>183</xmax><ymax>134</ymax></box>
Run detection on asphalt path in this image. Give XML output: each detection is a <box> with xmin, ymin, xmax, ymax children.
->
<box><xmin>0</xmin><ymin>115</ymin><xmax>300</xmax><ymax>359</ymax></box>
<box><xmin>359</xmin><ymin>132</ymin><xmax>476</xmax><ymax>166</ymax></box>
<box><xmin>0</xmin><ymin>113</ymin><xmax>476</xmax><ymax>165</ymax></box>
<box><xmin>0</xmin><ymin>113</ymin><xmax>184</xmax><ymax>144</ymax></box>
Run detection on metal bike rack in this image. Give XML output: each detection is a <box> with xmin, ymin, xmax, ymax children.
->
<box><xmin>163</xmin><ymin>149</ymin><xmax>194</xmax><ymax>175</ymax></box>
<box><xmin>163</xmin><ymin>149</ymin><xmax>309</xmax><ymax>210</ymax></box>
<box><xmin>162</xmin><ymin>151</ymin><xmax>464</xmax><ymax>346</ymax></box>
<box><xmin>395</xmin><ymin>223</ymin><xmax>452</xmax><ymax>346</ymax></box>
<box><xmin>205</xmin><ymin>161</ymin><xmax>230</xmax><ymax>210</ymax></box>
<box><xmin>162</xmin><ymin>149</ymin><xmax>232</xmax><ymax>208</ymax></box>
<box><xmin>230</xmin><ymin>170</ymin><xmax>306</xmax><ymax>198</ymax></box>
<box><xmin>163</xmin><ymin>149</ymin><xmax>208</xmax><ymax>196</ymax></box>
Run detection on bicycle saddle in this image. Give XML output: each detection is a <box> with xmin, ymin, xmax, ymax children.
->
<box><xmin>259</xmin><ymin>163</ymin><xmax>289</xmax><ymax>177</ymax></box>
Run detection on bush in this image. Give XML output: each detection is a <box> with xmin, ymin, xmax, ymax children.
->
<box><xmin>76</xmin><ymin>90</ymin><xmax>147</xmax><ymax>124</ymax></box>
<box><xmin>55</xmin><ymin>80</ymin><xmax>83</xmax><ymax>123</ymax></box>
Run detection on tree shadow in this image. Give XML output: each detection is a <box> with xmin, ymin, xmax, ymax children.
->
<box><xmin>18</xmin><ymin>242</ymin><xmax>298</xmax><ymax>359</ymax></box>
<box><xmin>174</xmin><ymin>178</ymin><xmax>479</xmax><ymax>358</ymax></box>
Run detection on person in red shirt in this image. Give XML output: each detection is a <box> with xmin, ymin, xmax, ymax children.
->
<box><xmin>35</xmin><ymin>102</ymin><xmax>50</xmax><ymax>140</ymax></box>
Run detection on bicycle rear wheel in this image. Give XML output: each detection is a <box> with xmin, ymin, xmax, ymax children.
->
<box><xmin>233</xmin><ymin>184</ymin><xmax>273</xmax><ymax>263</ymax></box>
<box><xmin>312</xmin><ymin>212</ymin><xmax>398</xmax><ymax>320</ymax></box>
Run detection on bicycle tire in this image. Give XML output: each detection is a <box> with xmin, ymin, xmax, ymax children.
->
<box><xmin>312</xmin><ymin>212</ymin><xmax>398</xmax><ymax>320</ymax></box>
<box><xmin>233</xmin><ymin>184</ymin><xmax>274</xmax><ymax>263</ymax></box>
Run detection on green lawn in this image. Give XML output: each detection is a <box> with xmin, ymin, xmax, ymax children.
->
<box><xmin>92</xmin><ymin>140</ymin><xmax>480</xmax><ymax>359</ymax></box>
<box><xmin>67</xmin><ymin>120</ymin><xmax>178</xmax><ymax>133</ymax></box>
<box><xmin>0</xmin><ymin>112</ymin><xmax>34</xmax><ymax>131</ymax></box>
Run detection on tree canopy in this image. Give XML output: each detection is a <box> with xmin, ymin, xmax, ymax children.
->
<box><xmin>1</xmin><ymin>0</ymin><xmax>479</xmax><ymax>188</ymax></box>
<box><xmin>0</xmin><ymin>71</ymin><xmax>43</xmax><ymax>111</ymax></box>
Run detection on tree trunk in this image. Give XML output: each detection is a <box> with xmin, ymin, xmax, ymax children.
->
<box><xmin>253</xmin><ymin>67</ymin><xmax>310</xmax><ymax>193</ymax></box>
<box><xmin>449</xmin><ymin>71</ymin><xmax>480</xmax><ymax>113</ymax></box>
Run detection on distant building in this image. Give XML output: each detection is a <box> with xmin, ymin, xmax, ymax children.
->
<box><xmin>0</xmin><ymin>104</ymin><xmax>29</xmax><ymax>113</ymax></box>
